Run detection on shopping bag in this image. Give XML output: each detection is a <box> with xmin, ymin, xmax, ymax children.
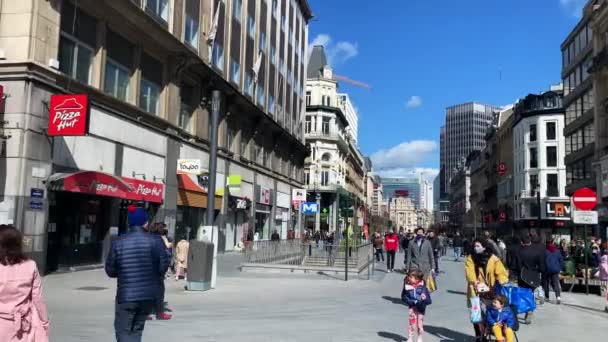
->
<box><xmin>534</xmin><ymin>287</ymin><xmax>545</xmax><ymax>301</ymax></box>
<box><xmin>426</xmin><ymin>273</ymin><xmax>437</xmax><ymax>293</ymax></box>
<box><xmin>495</xmin><ymin>283</ymin><xmax>520</xmax><ymax>306</ymax></box>
<box><xmin>516</xmin><ymin>287</ymin><xmax>536</xmax><ymax>314</ymax></box>
<box><xmin>469</xmin><ymin>296</ymin><xmax>482</xmax><ymax>323</ymax></box>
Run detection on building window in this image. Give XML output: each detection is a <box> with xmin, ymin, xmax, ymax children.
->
<box><xmin>306</xmin><ymin>91</ymin><xmax>311</xmax><ymax>106</ymax></box>
<box><xmin>270</xmin><ymin>46</ymin><xmax>277</xmax><ymax>65</ymax></box>
<box><xmin>139</xmin><ymin>53</ymin><xmax>163</xmax><ymax>115</ymax></box>
<box><xmin>546</xmin><ymin>146</ymin><xmax>557</xmax><ymax>167</ymax></box>
<box><xmin>529</xmin><ymin>124</ymin><xmax>537</xmax><ymax>142</ymax></box>
<box><xmin>530</xmin><ymin>174</ymin><xmax>539</xmax><ymax>194</ymax></box>
<box><xmin>104</xmin><ymin>30</ymin><xmax>132</xmax><ymax>101</ymax></box>
<box><xmin>257</xmin><ymin>84</ymin><xmax>265</xmax><ymax>108</ymax></box>
<box><xmin>212</xmin><ymin>43</ymin><xmax>224</xmax><ymax>71</ymax></box>
<box><xmin>232</xmin><ymin>0</ymin><xmax>242</xmax><ymax>22</ymax></box>
<box><xmin>279</xmin><ymin>59</ymin><xmax>285</xmax><ymax>75</ymax></box>
<box><xmin>230</xmin><ymin>58</ymin><xmax>240</xmax><ymax>85</ymax></box>
<box><xmin>304</xmin><ymin>117</ymin><xmax>312</xmax><ymax>133</ymax></box>
<box><xmin>226</xmin><ymin>124</ymin><xmax>235</xmax><ymax>152</ymax></box>
<box><xmin>269</xmin><ymin>95</ymin><xmax>275</xmax><ymax>114</ymax></box>
<box><xmin>146</xmin><ymin>0</ymin><xmax>169</xmax><ymax>22</ymax></box>
<box><xmin>179</xmin><ymin>84</ymin><xmax>194</xmax><ymax>132</ymax></box>
<box><xmin>58</xmin><ymin>2</ymin><xmax>96</xmax><ymax>85</ymax></box>
<box><xmin>281</xmin><ymin>15</ymin><xmax>286</xmax><ymax>32</ymax></box>
<box><xmin>184</xmin><ymin>0</ymin><xmax>200</xmax><ymax>49</ymax></box>
<box><xmin>529</xmin><ymin>147</ymin><xmax>537</xmax><ymax>168</ymax></box>
<box><xmin>321</xmin><ymin>171</ymin><xmax>329</xmax><ymax>186</ymax></box>
<box><xmin>547</xmin><ymin>174</ymin><xmax>559</xmax><ymax>197</ymax></box>
<box><xmin>546</xmin><ymin>122</ymin><xmax>556</xmax><ymax>140</ymax></box>
<box><xmin>259</xmin><ymin>31</ymin><xmax>267</xmax><ymax>52</ymax></box>
<box><xmin>584</xmin><ymin>124</ymin><xmax>595</xmax><ymax>145</ymax></box>
<box><xmin>272</xmin><ymin>0</ymin><xmax>278</xmax><ymax>18</ymax></box>
<box><xmin>305</xmin><ymin>172</ymin><xmax>310</xmax><ymax>185</ymax></box>
<box><xmin>245</xmin><ymin>73</ymin><xmax>254</xmax><ymax>97</ymax></box>
<box><xmin>241</xmin><ymin>135</ymin><xmax>249</xmax><ymax>157</ymax></box>
<box><xmin>322</xmin><ymin>117</ymin><xmax>330</xmax><ymax>135</ymax></box>
<box><xmin>247</xmin><ymin>16</ymin><xmax>256</xmax><ymax>40</ymax></box>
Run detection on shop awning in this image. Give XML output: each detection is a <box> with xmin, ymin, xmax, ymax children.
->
<box><xmin>176</xmin><ymin>172</ymin><xmax>222</xmax><ymax>209</ymax></box>
<box><xmin>177</xmin><ymin>173</ymin><xmax>206</xmax><ymax>193</ymax></box>
<box><xmin>47</xmin><ymin>171</ymin><xmax>164</xmax><ymax>203</ymax></box>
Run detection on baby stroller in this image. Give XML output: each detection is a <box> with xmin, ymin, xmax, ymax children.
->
<box><xmin>482</xmin><ymin>302</ymin><xmax>520</xmax><ymax>342</ymax></box>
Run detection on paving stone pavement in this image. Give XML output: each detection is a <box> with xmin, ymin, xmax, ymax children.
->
<box><xmin>44</xmin><ymin>251</ymin><xmax>607</xmax><ymax>341</ymax></box>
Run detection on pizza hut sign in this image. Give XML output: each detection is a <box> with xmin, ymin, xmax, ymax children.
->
<box><xmin>48</xmin><ymin>94</ymin><xmax>89</xmax><ymax>136</ymax></box>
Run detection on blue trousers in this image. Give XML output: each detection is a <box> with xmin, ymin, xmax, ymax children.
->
<box><xmin>114</xmin><ymin>300</ymin><xmax>155</xmax><ymax>342</ymax></box>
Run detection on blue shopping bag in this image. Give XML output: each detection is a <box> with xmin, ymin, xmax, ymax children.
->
<box><xmin>495</xmin><ymin>284</ymin><xmax>536</xmax><ymax>314</ymax></box>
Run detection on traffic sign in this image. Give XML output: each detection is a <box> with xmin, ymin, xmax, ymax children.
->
<box><xmin>573</xmin><ymin>210</ymin><xmax>598</xmax><ymax>225</ymax></box>
<box><xmin>572</xmin><ymin>188</ymin><xmax>597</xmax><ymax>211</ymax></box>
<box><xmin>498</xmin><ymin>163</ymin><xmax>507</xmax><ymax>176</ymax></box>
<box><xmin>301</xmin><ymin>202</ymin><xmax>318</xmax><ymax>214</ymax></box>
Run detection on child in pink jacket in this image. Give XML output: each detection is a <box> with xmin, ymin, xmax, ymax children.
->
<box><xmin>597</xmin><ymin>254</ymin><xmax>608</xmax><ymax>312</ymax></box>
<box><xmin>0</xmin><ymin>226</ymin><xmax>49</xmax><ymax>342</ymax></box>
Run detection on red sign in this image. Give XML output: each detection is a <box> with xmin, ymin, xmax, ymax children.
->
<box><xmin>572</xmin><ymin>187</ymin><xmax>597</xmax><ymax>211</ymax></box>
<box><xmin>498</xmin><ymin>163</ymin><xmax>507</xmax><ymax>176</ymax></box>
<box><xmin>499</xmin><ymin>211</ymin><xmax>507</xmax><ymax>222</ymax></box>
<box><xmin>123</xmin><ymin>177</ymin><xmax>164</xmax><ymax>204</ymax></box>
<box><xmin>51</xmin><ymin>171</ymin><xmax>134</xmax><ymax>198</ymax></box>
<box><xmin>48</xmin><ymin>94</ymin><xmax>89</xmax><ymax>136</ymax></box>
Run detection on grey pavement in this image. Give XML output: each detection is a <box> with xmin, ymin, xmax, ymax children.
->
<box><xmin>44</xmin><ymin>252</ymin><xmax>608</xmax><ymax>341</ymax></box>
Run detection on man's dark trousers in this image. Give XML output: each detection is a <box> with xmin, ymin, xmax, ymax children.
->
<box><xmin>115</xmin><ymin>300</ymin><xmax>155</xmax><ymax>342</ymax></box>
<box><xmin>386</xmin><ymin>250</ymin><xmax>396</xmax><ymax>270</ymax></box>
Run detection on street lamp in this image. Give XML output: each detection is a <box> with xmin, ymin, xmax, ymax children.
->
<box><xmin>534</xmin><ymin>182</ymin><xmax>541</xmax><ymax>230</ymax></box>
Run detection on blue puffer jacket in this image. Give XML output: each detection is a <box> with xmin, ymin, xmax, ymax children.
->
<box><xmin>545</xmin><ymin>249</ymin><xmax>564</xmax><ymax>274</ymax></box>
<box><xmin>401</xmin><ymin>281</ymin><xmax>432</xmax><ymax>314</ymax></box>
<box><xmin>105</xmin><ymin>226</ymin><xmax>170</xmax><ymax>303</ymax></box>
<box><xmin>486</xmin><ymin>305</ymin><xmax>515</xmax><ymax>328</ymax></box>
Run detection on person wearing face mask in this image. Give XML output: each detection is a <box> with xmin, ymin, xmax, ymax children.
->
<box><xmin>405</xmin><ymin>227</ymin><xmax>435</xmax><ymax>279</ymax></box>
<box><xmin>465</xmin><ymin>238</ymin><xmax>509</xmax><ymax>341</ymax></box>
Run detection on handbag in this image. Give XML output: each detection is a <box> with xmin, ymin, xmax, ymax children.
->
<box><xmin>426</xmin><ymin>273</ymin><xmax>437</xmax><ymax>293</ymax></box>
<box><xmin>520</xmin><ymin>267</ymin><xmax>542</xmax><ymax>288</ymax></box>
<box><xmin>469</xmin><ymin>296</ymin><xmax>482</xmax><ymax>323</ymax></box>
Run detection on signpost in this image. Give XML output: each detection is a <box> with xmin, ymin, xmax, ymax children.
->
<box><xmin>498</xmin><ymin>162</ymin><xmax>507</xmax><ymax>177</ymax></box>
<box><xmin>572</xmin><ymin>187</ymin><xmax>598</xmax><ymax>295</ymax></box>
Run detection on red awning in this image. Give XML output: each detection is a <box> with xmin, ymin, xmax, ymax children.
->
<box><xmin>48</xmin><ymin>171</ymin><xmax>164</xmax><ymax>203</ymax></box>
<box><xmin>177</xmin><ymin>172</ymin><xmax>206</xmax><ymax>193</ymax></box>
<box><xmin>48</xmin><ymin>171</ymin><xmax>134</xmax><ymax>199</ymax></box>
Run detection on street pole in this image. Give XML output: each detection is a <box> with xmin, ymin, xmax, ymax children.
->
<box><xmin>206</xmin><ymin>90</ymin><xmax>221</xmax><ymax>227</ymax></box>
<box><xmin>315</xmin><ymin>192</ymin><xmax>321</xmax><ymax>232</ymax></box>
<box><xmin>584</xmin><ymin>224</ymin><xmax>589</xmax><ymax>295</ymax></box>
<box><xmin>536</xmin><ymin>183</ymin><xmax>542</xmax><ymax>231</ymax></box>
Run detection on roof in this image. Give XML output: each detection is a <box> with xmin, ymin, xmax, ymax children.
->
<box><xmin>296</xmin><ymin>0</ymin><xmax>314</xmax><ymax>22</ymax></box>
<box><xmin>307</xmin><ymin>45</ymin><xmax>328</xmax><ymax>78</ymax></box>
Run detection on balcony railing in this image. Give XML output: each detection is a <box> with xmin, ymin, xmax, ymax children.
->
<box><xmin>304</xmin><ymin>131</ymin><xmax>349</xmax><ymax>149</ymax></box>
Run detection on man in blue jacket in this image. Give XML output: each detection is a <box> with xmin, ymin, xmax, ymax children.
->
<box><xmin>106</xmin><ymin>206</ymin><xmax>170</xmax><ymax>342</ymax></box>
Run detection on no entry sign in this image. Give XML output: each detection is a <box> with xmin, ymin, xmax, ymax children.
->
<box><xmin>572</xmin><ymin>187</ymin><xmax>597</xmax><ymax>211</ymax></box>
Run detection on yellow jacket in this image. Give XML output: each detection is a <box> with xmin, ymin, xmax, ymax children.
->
<box><xmin>465</xmin><ymin>254</ymin><xmax>509</xmax><ymax>299</ymax></box>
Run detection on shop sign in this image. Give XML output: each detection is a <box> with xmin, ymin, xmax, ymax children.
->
<box><xmin>29</xmin><ymin>201</ymin><xmax>43</xmax><ymax>211</ymax></box>
<box><xmin>545</xmin><ymin>202</ymin><xmax>571</xmax><ymax>218</ymax></box>
<box><xmin>227</xmin><ymin>175</ymin><xmax>242</xmax><ymax>193</ymax></box>
<box><xmin>177</xmin><ymin>159</ymin><xmax>202</xmax><ymax>174</ymax></box>
<box><xmin>258</xmin><ymin>187</ymin><xmax>272</xmax><ymax>205</ymax></box>
<box><xmin>302</xmin><ymin>202</ymin><xmax>318</xmax><ymax>214</ymax></box>
<box><xmin>292</xmin><ymin>189</ymin><xmax>306</xmax><ymax>202</ymax></box>
<box><xmin>236</xmin><ymin>199</ymin><xmax>248</xmax><ymax>209</ymax></box>
<box><xmin>30</xmin><ymin>188</ymin><xmax>44</xmax><ymax>198</ymax></box>
<box><xmin>48</xmin><ymin>94</ymin><xmax>89</xmax><ymax>136</ymax></box>
<box><xmin>573</xmin><ymin>210</ymin><xmax>598</xmax><ymax>225</ymax></box>
<box><xmin>124</xmin><ymin>178</ymin><xmax>164</xmax><ymax>203</ymax></box>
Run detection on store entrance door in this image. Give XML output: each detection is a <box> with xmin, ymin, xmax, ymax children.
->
<box><xmin>47</xmin><ymin>192</ymin><xmax>111</xmax><ymax>272</ymax></box>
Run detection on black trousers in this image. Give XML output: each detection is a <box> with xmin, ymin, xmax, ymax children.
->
<box><xmin>542</xmin><ymin>272</ymin><xmax>561</xmax><ymax>298</ymax></box>
<box><xmin>155</xmin><ymin>279</ymin><xmax>166</xmax><ymax>314</ymax></box>
<box><xmin>386</xmin><ymin>250</ymin><xmax>396</xmax><ymax>270</ymax></box>
<box><xmin>114</xmin><ymin>300</ymin><xmax>155</xmax><ymax>342</ymax></box>
<box><xmin>375</xmin><ymin>248</ymin><xmax>384</xmax><ymax>262</ymax></box>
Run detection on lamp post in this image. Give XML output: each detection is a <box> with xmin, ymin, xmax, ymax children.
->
<box><xmin>536</xmin><ymin>182</ymin><xmax>542</xmax><ymax>230</ymax></box>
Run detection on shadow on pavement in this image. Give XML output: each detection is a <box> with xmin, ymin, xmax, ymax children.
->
<box><xmin>381</xmin><ymin>296</ymin><xmax>405</xmax><ymax>305</ymax></box>
<box><xmin>424</xmin><ymin>325</ymin><xmax>476</xmax><ymax>342</ymax></box>
<box><xmin>446</xmin><ymin>289</ymin><xmax>467</xmax><ymax>296</ymax></box>
<box><xmin>316</xmin><ymin>272</ymin><xmax>345</xmax><ymax>281</ymax></box>
<box><xmin>562</xmin><ymin>302</ymin><xmax>608</xmax><ymax>315</ymax></box>
<box><xmin>377</xmin><ymin>331</ymin><xmax>405</xmax><ymax>341</ymax></box>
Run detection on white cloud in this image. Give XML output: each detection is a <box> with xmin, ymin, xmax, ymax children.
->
<box><xmin>559</xmin><ymin>0</ymin><xmax>587</xmax><ymax>17</ymax></box>
<box><xmin>370</xmin><ymin>140</ymin><xmax>437</xmax><ymax>171</ymax></box>
<box><xmin>309</xmin><ymin>34</ymin><xmax>359</xmax><ymax>66</ymax></box>
<box><xmin>406</xmin><ymin>96</ymin><xmax>423</xmax><ymax>109</ymax></box>
<box><xmin>375</xmin><ymin>168</ymin><xmax>439</xmax><ymax>182</ymax></box>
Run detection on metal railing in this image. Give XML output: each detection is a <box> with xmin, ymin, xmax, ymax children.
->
<box><xmin>243</xmin><ymin>240</ymin><xmax>305</xmax><ymax>266</ymax></box>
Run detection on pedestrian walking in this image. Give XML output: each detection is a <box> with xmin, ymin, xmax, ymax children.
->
<box><xmin>486</xmin><ymin>294</ymin><xmax>515</xmax><ymax>342</ymax></box>
<box><xmin>595</xmin><ymin>254</ymin><xmax>608</xmax><ymax>312</ymax></box>
<box><xmin>0</xmin><ymin>225</ymin><xmax>49</xmax><ymax>342</ymax></box>
<box><xmin>543</xmin><ymin>240</ymin><xmax>564</xmax><ymax>304</ymax></box>
<box><xmin>483</xmin><ymin>231</ymin><xmax>503</xmax><ymax>261</ymax></box>
<box><xmin>385</xmin><ymin>229</ymin><xmax>399</xmax><ymax>272</ymax></box>
<box><xmin>453</xmin><ymin>231</ymin><xmax>464</xmax><ymax>262</ymax></box>
<box><xmin>405</xmin><ymin>227</ymin><xmax>435</xmax><ymax>279</ymax></box>
<box><xmin>373</xmin><ymin>232</ymin><xmax>385</xmax><ymax>263</ymax></box>
<box><xmin>148</xmin><ymin>223</ymin><xmax>173</xmax><ymax>320</ymax></box>
<box><xmin>401</xmin><ymin>269</ymin><xmax>432</xmax><ymax>342</ymax></box>
<box><xmin>105</xmin><ymin>206</ymin><xmax>170</xmax><ymax>342</ymax></box>
<box><xmin>465</xmin><ymin>238</ymin><xmax>509</xmax><ymax>341</ymax></box>
<box><xmin>428</xmin><ymin>230</ymin><xmax>441</xmax><ymax>273</ymax></box>
<box><xmin>516</xmin><ymin>234</ymin><xmax>545</xmax><ymax>324</ymax></box>
<box><xmin>271</xmin><ymin>230</ymin><xmax>280</xmax><ymax>241</ymax></box>
<box><xmin>439</xmin><ymin>232</ymin><xmax>447</xmax><ymax>257</ymax></box>
<box><xmin>399</xmin><ymin>230</ymin><xmax>406</xmax><ymax>254</ymax></box>
<box><xmin>175</xmin><ymin>239</ymin><xmax>190</xmax><ymax>281</ymax></box>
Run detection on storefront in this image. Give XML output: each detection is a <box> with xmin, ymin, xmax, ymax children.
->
<box><xmin>175</xmin><ymin>172</ymin><xmax>222</xmax><ymax>241</ymax></box>
<box><xmin>226</xmin><ymin>196</ymin><xmax>251</xmax><ymax>249</ymax></box>
<box><xmin>275</xmin><ymin>192</ymin><xmax>290</xmax><ymax>238</ymax></box>
<box><xmin>254</xmin><ymin>185</ymin><xmax>273</xmax><ymax>240</ymax></box>
<box><xmin>46</xmin><ymin>171</ymin><xmax>164</xmax><ymax>271</ymax></box>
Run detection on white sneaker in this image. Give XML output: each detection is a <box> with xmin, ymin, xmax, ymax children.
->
<box><xmin>556</xmin><ymin>297</ymin><xmax>561</xmax><ymax>304</ymax></box>
<box><xmin>417</xmin><ymin>336</ymin><xmax>423</xmax><ymax>342</ymax></box>
<box><xmin>405</xmin><ymin>337</ymin><xmax>414</xmax><ymax>342</ymax></box>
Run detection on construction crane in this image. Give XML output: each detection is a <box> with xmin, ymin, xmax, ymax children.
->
<box><xmin>332</xmin><ymin>73</ymin><xmax>372</xmax><ymax>90</ymax></box>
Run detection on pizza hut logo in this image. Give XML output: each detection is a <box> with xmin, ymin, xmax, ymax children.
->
<box><xmin>89</xmin><ymin>180</ymin><xmax>119</xmax><ymax>193</ymax></box>
<box><xmin>48</xmin><ymin>94</ymin><xmax>89</xmax><ymax>136</ymax></box>
<box><xmin>134</xmin><ymin>183</ymin><xmax>163</xmax><ymax>197</ymax></box>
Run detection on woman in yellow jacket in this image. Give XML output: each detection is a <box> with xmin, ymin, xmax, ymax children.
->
<box><xmin>465</xmin><ymin>238</ymin><xmax>509</xmax><ymax>341</ymax></box>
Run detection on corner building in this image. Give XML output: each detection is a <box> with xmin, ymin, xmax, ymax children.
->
<box><xmin>0</xmin><ymin>0</ymin><xmax>312</xmax><ymax>273</ymax></box>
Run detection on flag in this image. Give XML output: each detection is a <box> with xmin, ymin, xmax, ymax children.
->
<box><xmin>207</xmin><ymin>2</ymin><xmax>221</xmax><ymax>45</ymax></box>
<box><xmin>252</xmin><ymin>51</ymin><xmax>263</xmax><ymax>83</ymax></box>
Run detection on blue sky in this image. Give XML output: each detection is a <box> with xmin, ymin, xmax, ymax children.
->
<box><xmin>307</xmin><ymin>0</ymin><xmax>587</xmax><ymax>180</ymax></box>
